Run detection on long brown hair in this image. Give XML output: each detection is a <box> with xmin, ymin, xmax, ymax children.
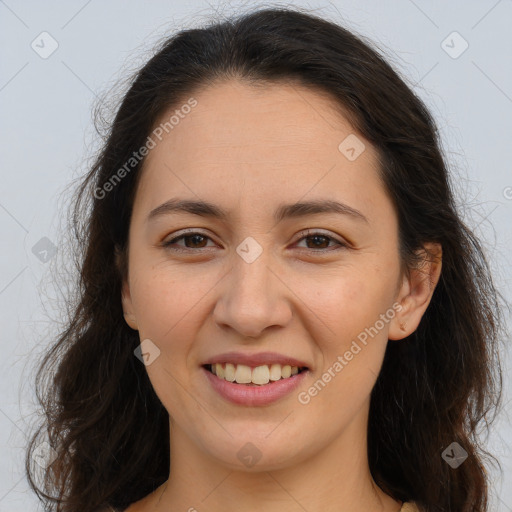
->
<box><xmin>25</xmin><ymin>6</ymin><xmax>506</xmax><ymax>511</ymax></box>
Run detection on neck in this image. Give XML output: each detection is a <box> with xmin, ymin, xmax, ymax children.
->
<box><xmin>150</xmin><ymin>401</ymin><xmax>401</xmax><ymax>512</ymax></box>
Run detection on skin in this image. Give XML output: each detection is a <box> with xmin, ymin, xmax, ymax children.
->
<box><xmin>120</xmin><ymin>79</ymin><xmax>442</xmax><ymax>512</ymax></box>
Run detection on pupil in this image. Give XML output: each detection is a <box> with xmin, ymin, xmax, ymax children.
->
<box><xmin>188</xmin><ymin>235</ymin><xmax>205</xmax><ymax>248</ymax></box>
<box><xmin>308</xmin><ymin>235</ymin><xmax>328</xmax><ymax>248</ymax></box>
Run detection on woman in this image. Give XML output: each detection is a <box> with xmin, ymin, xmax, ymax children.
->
<box><xmin>26</xmin><ymin>6</ymin><xmax>505</xmax><ymax>512</ymax></box>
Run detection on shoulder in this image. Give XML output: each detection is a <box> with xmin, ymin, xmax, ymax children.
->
<box><xmin>401</xmin><ymin>502</ymin><xmax>420</xmax><ymax>512</ymax></box>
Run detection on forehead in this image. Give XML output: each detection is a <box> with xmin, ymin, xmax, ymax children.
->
<box><xmin>134</xmin><ymin>79</ymin><xmax>388</xmax><ymax>222</ymax></box>
<box><xmin>146</xmin><ymin>79</ymin><xmax>369</xmax><ymax>163</ymax></box>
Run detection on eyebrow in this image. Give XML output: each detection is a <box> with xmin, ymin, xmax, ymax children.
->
<box><xmin>146</xmin><ymin>198</ymin><xmax>369</xmax><ymax>225</ymax></box>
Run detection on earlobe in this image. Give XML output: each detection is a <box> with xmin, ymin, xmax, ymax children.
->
<box><xmin>389</xmin><ymin>242</ymin><xmax>442</xmax><ymax>340</ymax></box>
<box><xmin>121</xmin><ymin>281</ymin><xmax>139</xmax><ymax>330</ymax></box>
<box><xmin>116</xmin><ymin>245</ymin><xmax>139</xmax><ymax>331</ymax></box>
<box><xmin>123</xmin><ymin>311</ymin><xmax>138</xmax><ymax>330</ymax></box>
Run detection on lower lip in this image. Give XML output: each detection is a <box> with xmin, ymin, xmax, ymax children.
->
<box><xmin>201</xmin><ymin>366</ymin><xmax>308</xmax><ymax>406</ymax></box>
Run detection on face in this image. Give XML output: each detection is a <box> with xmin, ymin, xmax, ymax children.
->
<box><xmin>121</xmin><ymin>79</ymin><xmax>425</xmax><ymax>471</ymax></box>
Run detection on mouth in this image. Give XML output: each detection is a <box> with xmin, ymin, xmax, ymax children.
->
<box><xmin>203</xmin><ymin>363</ymin><xmax>309</xmax><ymax>386</ymax></box>
<box><xmin>201</xmin><ymin>362</ymin><xmax>309</xmax><ymax>406</ymax></box>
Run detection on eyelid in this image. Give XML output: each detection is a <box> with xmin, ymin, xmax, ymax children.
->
<box><xmin>294</xmin><ymin>228</ymin><xmax>347</xmax><ymax>245</ymax></box>
<box><xmin>162</xmin><ymin>228</ymin><xmax>217</xmax><ymax>247</ymax></box>
<box><xmin>161</xmin><ymin>228</ymin><xmax>349</xmax><ymax>252</ymax></box>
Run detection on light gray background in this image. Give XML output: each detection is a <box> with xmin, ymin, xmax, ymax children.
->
<box><xmin>1</xmin><ymin>0</ymin><xmax>511</xmax><ymax>510</ymax></box>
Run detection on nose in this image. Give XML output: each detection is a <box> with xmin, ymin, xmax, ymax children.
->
<box><xmin>212</xmin><ymin>250</ymin><xmax>293</xmax><ymax>339</ymax></box>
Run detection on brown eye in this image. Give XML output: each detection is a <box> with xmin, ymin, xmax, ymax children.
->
<box><xmin>295</xmin><ymin>231</ymin><xmax>347</xmax><ymax>251</ymax></box>
<box><xmin>162</xmin><ymin>232</ymin><xmax>216</xmax><ymax>251</ymax></box>
<box><xmin>161</xmin><ymin>229</ymin><xmax>347</xmax><ymax>254</ymax></box>
<box><xmin>302</xmin><ymin>234</ymin><xmax>331</xmax><ymax>249</ymax></box>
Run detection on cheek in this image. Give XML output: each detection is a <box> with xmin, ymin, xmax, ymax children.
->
<box><xmin>299</xmin><ymin>274</ymin><xmax>392</xmax><ymax>426</ymax></box>
<box><xmin>129</xmin><ymin>267</ymin><xmax>210</xmax><ymax>413</ymax></box>
<box><xmin>312</xmin><ymin>266</ymin><xmax>393</xmax><ymax>345</ymax></box>
<box><xmin>311</xmin><ymin>266</ymin><xmax>395</xmax><ymax>393</ymax></box>
<box><xmin>129</xmin><ymin>264</ymin><xmax>206</xmax><ymax>355</ymax></box>
<box><xmin>133</xmin><ymin>255</ymin><xmax>206</xmax><ymax>311</ymax></box>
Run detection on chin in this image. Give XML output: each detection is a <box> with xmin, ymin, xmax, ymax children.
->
<box><xmin>200</xmin><ymin>436</ymin><xmax>309</xmax><ymax>472</ymax></box>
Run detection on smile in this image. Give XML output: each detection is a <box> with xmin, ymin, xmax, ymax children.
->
<box><xmin>201</xmin><ymin>364</ymin><xmax>309</xmax><ymax>406</ymax></box>
<box><xmin>205</xmin><ymin>363</ymin><xmax>307</xmax><ymax>385</ymax></box>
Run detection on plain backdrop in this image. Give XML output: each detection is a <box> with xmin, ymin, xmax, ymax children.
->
<box><xmin>0</xmin><ymin>0</ymin><xmax>511</xmax><ymax>510</ymax></box>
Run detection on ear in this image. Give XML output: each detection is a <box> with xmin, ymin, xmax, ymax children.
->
<box><xmin>388</xmin><ymin>242</ymin><xmax>442</xmax><ymax>340</ymax></box>
<box><xmin>116</xmin><ymin>245</ymin><xmax>139</xmax><ymax>331</ymax></box>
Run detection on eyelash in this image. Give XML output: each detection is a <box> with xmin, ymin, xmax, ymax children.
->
<box><xmin>161</xmin><ymin>229</ymin><xmax>348</xmax><ymax>253</ymax></box>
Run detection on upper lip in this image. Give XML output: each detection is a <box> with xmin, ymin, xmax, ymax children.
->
<box><xmin>202</xmin><ymin>351</ymin><xmax>310</xmax><ymax>369</ymax></box>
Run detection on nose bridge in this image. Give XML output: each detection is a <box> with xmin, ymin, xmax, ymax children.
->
<box><xmin>213</xmin><ymin>243</ymin><xmax>292</xmax><ymax>338</ymax></box>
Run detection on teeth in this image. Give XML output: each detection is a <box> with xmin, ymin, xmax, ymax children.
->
<box><xmin>269</xmin><ymin>363</ymin><xmax>282</xmax><ymax>381</ymax></box>
<box><xmin>224</xmin><ymin>363</ymin><xmax>236</xmax><ymax>382</ymax></box>
<box><xmin>252</xmin><ymin>365</ymin><xmax>270</xmax><ymax>385</ymax></box>
<box><xmin>209</xmin><ymin>363</ymin><xmax>303</xmax><ymax>385</ymax></box>
<box><xmin>215</xmin><ymin>363</ymin><xmax>225</xmax><ymax>379</ymax></box>
<box><xmin>235</xmin><ymin>364</ymin><xmax>252</xmax><ymax>383</ymax></box>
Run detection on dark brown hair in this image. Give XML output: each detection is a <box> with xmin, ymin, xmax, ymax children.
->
<box><xmin>26</xmin><ymin>6</ymin><xmax>506</xmax><ymax>512</ymax></box>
